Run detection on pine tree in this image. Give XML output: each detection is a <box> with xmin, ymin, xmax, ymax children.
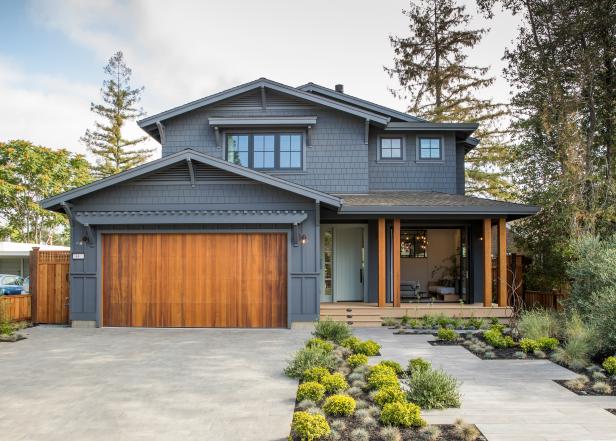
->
<box><xmin>82</xmin><ymin>51</ymin><xmax>153</xmax><ymax>177</ymax></box>
<box><xmin>385</xmin><ymin>0</ymin><xmax>512</xmax><ymax>199</ymax></box>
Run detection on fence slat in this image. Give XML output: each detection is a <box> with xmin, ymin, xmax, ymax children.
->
<box><xmin>0</xmin><ymin>294</ymin><xmax>32</xmax><ymax>322</ymax></box>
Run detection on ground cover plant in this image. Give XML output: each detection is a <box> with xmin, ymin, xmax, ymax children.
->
<box><xmin>388</xmin><ymin>314</ymin><xmax>493</xmax><ymax>333</ymax></box>
<box><xmin>0</xmin><ymin>304</ymin><xmax>28</xmax><ymax>343</ymax></box>
<box><xmin>287</xmin><ymin>321</ymin><xmax>484</xmax><ymax>440</ymax></box>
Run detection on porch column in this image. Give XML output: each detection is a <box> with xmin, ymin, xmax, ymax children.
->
<box><xmin>497</xmin><ymin>217</ymin><xmax>508</xmax><ymax>307</ymax></box>
<box><xmin>378</xmin><ymin>218</ymin><xmax>386</xmax><ymax>307</ymax></box>
<box><xmin>482</xmin><ymin>218</ymin><xmax>492</xmax><ymax>307</ymax></box>
<box><xmin>392</xmin><ymin>218</ymin><xmax>401</xmax><ymax>307</ymax></box>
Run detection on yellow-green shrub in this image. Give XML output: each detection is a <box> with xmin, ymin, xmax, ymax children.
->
<box><xmin>483</xmin><ymin>326</ymin><xmax>515</xmax><ymax>348</ymax></box>
<box><xmin>291</xmin><ymin>411</ymin><xmax>331</xmax><ymax>441</ymax></box>
<box><xmin>380</xmin><ymin>401</ymin><xmax>426</xmax><ymax>428</ymax></box>
<box><xmin>348</xmin><ymin>354</ymin><xmax>369</xmax><ymax>368</ymax></box>
<box><xmin>297</xmin><ymin>381</ymin><xmax>326</xmax><ymax>402</ymax></box>
<box><xmin>377</xmin><ymin>360</ymin><xmax>404</xmax><ymax>376</ymax></box>
<box><xmin>320</xmin><ymin>372</ymin><xmax>349</xmax><ymax>394</ymax></box>
<box><xmin>437</xmin><ymin>327</ymin><xmax>457</xmax><ymax>342</ymax></box>
<box><xmin>302</xmin><ymin>367</ymin><xmax>330</xmax><ymax>383</ymax></box>
<box><xmin>367</xmin><ymin>365</ymin><xmax>399</xmax><ymax>390</ymax></box>
<box><xmin>519</xmin><ymin>338</ymin><xmax>540</xmax><ymax>353</ymax></box>
<box><xmin>322</xmin><ymin>394</ymin><xmax>356</xmax><ymax>416</ymax></box>
<box><xmin>373</xmin><ymin>385</ymin><xmax>405</xmax><ymax>407</ymax></box>
<box><xmin>305</xmin><ymin>337</ymin><xmax>334</xmax><ymax>352</ymax></box>
<box><xmin>408</xmin><ymin>358</ymin><xmax>431</xmax><ymax>374</ymax></box>
<box><xmin>355</xmin><ymin>340</ymin><xmax>381</xmax><ymax>356</ymax></box>
<box><xmin>340</xmin><ymin>336</ymin><xmax>361</xmax><ymax>351</ymax></box>
<box><xmin>537</xmin><ymin>337</ymin><xmax>559</xmax><ymax>351</ymax></box>
<box><xmin>603</xmin><ymin>356</ymin><xmax>616</xmax><ymax>375</ymax></box>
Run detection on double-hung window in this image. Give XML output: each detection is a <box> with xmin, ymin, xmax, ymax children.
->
<box><xmin>418</xmin><ymin>137</ymin><xmax>442</xmax><ymax>160</ymax></box>
<box><xmin>379</xmin><ymin>137</ymin><xmax>403</xmax><ymax>160</ymax></box>
<box><xmin>226</xmin><ymin>133</ymin><xmax>303</xmax><ymax>170</ymax></box>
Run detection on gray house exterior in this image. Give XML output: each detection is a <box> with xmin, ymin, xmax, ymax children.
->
<box><xmin>42</xmin><ymin>78</ymin><xmax>537</xmax><ymax>328</ymax></box>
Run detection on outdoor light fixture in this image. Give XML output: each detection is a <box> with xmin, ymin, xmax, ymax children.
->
<box><xmin>299</xmin><ymin>233</ymin><xmax>308</xmax><ymax>245</ymax></box>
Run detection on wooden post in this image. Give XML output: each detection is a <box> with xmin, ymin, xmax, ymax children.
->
<box><xmin>378</xmin><ymin>218</ymin><xmax>386</xmax><ymax>307</ymax></box>
<box><xmin>482</xmin><ymin>219</ymin><xmax>492</xmax><ymax>307</ymax></box>
<box><xmin>497</xmin><ymin>218</ymin><xmax>507</xmax><ymax>307</ymax></box>
<box><xmin>392</xmin><ymin>218</ymin><xmax>401</xmax><ymax>308</ymax></box>
<box><xmin>30</xmin><ymin>247</ymin><xmax>39</xmax><ymax>324</ymax></box>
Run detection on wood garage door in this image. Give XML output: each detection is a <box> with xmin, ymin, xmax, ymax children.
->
<box><xmin>102</xmin><ymin>233</ymin><xmax>287</xmax><ymax>327</ymax></box>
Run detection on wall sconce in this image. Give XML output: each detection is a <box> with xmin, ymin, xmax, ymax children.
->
<box><xmin>299</xmin><ymin>233</ymin><xmax>308</xmax><ymax>246</ymax></box>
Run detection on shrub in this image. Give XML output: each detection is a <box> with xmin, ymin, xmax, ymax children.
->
<box><xmin>382</xmin><ymin>317</ymin><xmax>399</xmax><ymax>327</ymax></box>
<box><xmin>347</xmin><ymin>354</ymin><xmax>368</xmax><ymax>368</ymax></box>
<box><xmin>591</xmin><ymin>381</ymin><xmax>613</xmax><ymax>394</ymax></box>
<box><xmin>322</xmin><ymin>394</ymin><xmax>356</xmax><ymax>416</ymax></box>
<box><xmin>290</xmin><ymin>411</ymin><xmax>331</xmax><ymax>441</ymax></box>
<box><xmin>355</xmin><ymin>340</ymin><xmax>381</xmax><ymax>356</ymax></box>
<box><xmin>303</xmin><ymin>366</ymin><xmax>330</xmax><ymax>383</ymax></box>
<box><xmin>305</xmin><ymin>338</ymin><xmax>334</xmax><ymax>352</ymax></box>
<box><xmin>377</xmin><ymin>360</ymin><xmax>404</xmax><ymax>376</ymax></box>
<box><xmin>419</xmin><ymin>426</ymin><xmax>441</xmax><ymax>441</ymax></box>
<box><xmin>373</xmin><ymin>385</ymin><xmax>405</xmax><ymax>407</ymax></box>
<box><xmin>330</xmin><ymin>419</ymin><xmax>346</xmax><ymax>432</ymax></box>
<box><xmin>380</xmin><ymin>426</ymin><xmax>402</xmax><ymax>441</ymax></box>
<box><xmin>564</xmin><ymin>376</ymin><xmax>588</xmax><ymax>391</ymax></box>
<box><xmin>349</xmin><ymin>428</ymin><xmax>370</xmax><ymax>441</ymax></box>
<box><xmin>357</xmin><ymin>414</ymin><xmax>377</xmax><ymax>429</ymax></box>
<box><xmin>340</xmin><ymin>336</ymin><xmax>361</xmax><ymax>351</ymax></box>
<box><xmin>408</xmin><ymin>357</ymin><xmax>431</xmax><ymax>374</ymax></box>
<box><xmin>552</xmin><ymin>319</ymin><xmax>595</xmax><ymax>370</ymax></box>
<box><xmin>380</xmin><ymin>401</ymin><xmax>426</xmax><ymax>428</ymax></box>
<box><xmin>514</xmin><ymin>351</ymin><xmax>527</xmax><ymax>359</ymax></box>
<box><xmin>537</xmin><ymin>337</ymin><xmax>559</xmax><ymax>351</ymax></box>
<box><xmin>453</xmin><ymin>418</ymin><xmax>481</xmax><ymax>441</ymax></box>
<box><xmin>519</xmin><ymin>338</ymin><xmax>540</xmax><ymax>353</ymax></box>
<box><xmin>284</xmin><ymin>347</ymin><xmax>336</xmax><ymax>378</ymax></box>
<box><xmin>518</xmin><ymin>309</ymin><xmax>560</xmax><ymax>340</ymax></box>
<box><xmin>346</xmin><ymin>386</ymin><xmax>363</xmax><ymax>398</ymax></box>
<box><xmin>465</xmin><ymin>317</ymin><xmax>484</xmax><ymax>329</ymax></box>
<box><xmin>437</xmin><ymin>327</ymin><xmax>458</xmax><ymax>342</ymax></box>
<box><xmin>484</xmin><ymin>351</ymin><xmax>496</xmax><ymax>359</ymax></box>
<box><xmin>297</xmin><ymin>381</ymin><xmax>326</xmax><ymax>402</ymax></box>
<box><xmin>483</xmin><ymin>326</ymin><xmax>515</xmax><ymax>348</ymax></box>
<box><xmin>533</xmin><ymin>349</ymin><xmax>547</xmax><ymax>359</ymax></box>
<box><xmin>320</xmin><ymin>372</ymin><xmax>349</xmax><ymax>394</ymax></box>
<box><xmin>367</xmin><ymin>366</ymin><xmax>399</xmax><ymax>390</ymax></box>
<box><xmin>297</xmin><ymin>399</ymin><xmax>316</xmax><ymax>410</ymax></box>
<box><xmin>406</xmin><ymin>368</ymin><xmax>461</xmax><ymax>409</ymax></box>
<box><xmin>603</xmin><ymin>356</ymin><xmax>616</xmax><ymax>375</ymax></box>
<box><xmin>313</xmin><ymin>318</ymin><xmax>352</xmax><ymax>344</ymax></box>
<box><xmin>587</xmin><ymin>287</ymin><xmax>616</xmax><ymax>356</ymax></box>
<box><xmin>591</xmin><ymin>371</ymin><xmax>607</xmax><ymax>381</ymax></box>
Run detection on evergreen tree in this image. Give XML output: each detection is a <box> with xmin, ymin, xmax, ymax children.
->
<box><xmin>82</xmin><ymin>51</ymin><xmax>153</xmax><ymax>177</ymax></box>
<box><xmin>386</xmin><ymin>0</ymin><xmax>512</xmax><ymax>199</ymax></box>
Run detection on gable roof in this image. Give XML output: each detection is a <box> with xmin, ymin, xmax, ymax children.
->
<box><xmin>298</xmin><ymin>82</ymin><xmax>425</xmax><ymax>123</ymax></box>
<box><xmin>41</xmin><ymin>149</ymin><xmax>342</xmax><ymax>211</ymax></box>
<box><xmin>138</xmin><ymin>78</ymin><xmax>390</xmax><ymax>135</ymax></box>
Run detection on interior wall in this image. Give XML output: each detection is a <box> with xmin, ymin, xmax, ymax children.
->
<box><xmin>400</xmin><ymin>229</ymin><xmax>459</xmax><ymax>291</ymax></box>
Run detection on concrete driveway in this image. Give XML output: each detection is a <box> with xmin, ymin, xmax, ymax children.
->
<box><xmin>0</xmin><ymin>326</ymin><xmax>310</xmax><ymax>441</ymax></box>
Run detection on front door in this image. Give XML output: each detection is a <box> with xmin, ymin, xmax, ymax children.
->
<box><xmin>320</xmin><ymin>225</ymin><xmax>365</xmax><ymax>302</ymax></box>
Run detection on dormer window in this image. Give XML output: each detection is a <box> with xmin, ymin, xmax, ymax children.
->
<box><xmin>418</xmin><ymin>137</ymin><xmax>443</xmax><ymax>160</ymax></box>
<box><xmin>379</xmin><ymin>137</ymin><xmax>403</xmax><ymax>160</ymax></box>
<box><xmin>226</xmin><ymin>132</ymin><xmax>303</xmax><ymax>170</ymax></box>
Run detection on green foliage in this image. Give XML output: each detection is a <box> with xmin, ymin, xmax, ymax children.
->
<box><xmin>340</xmin><ymin>336</ymin><xmax>361</xmax><ymax>352</ymax></box>
<box><xmin>373</xmin><ymin>385</ymin><xmax>405</xmax><ymax>408</ymax></box>
<box><xmin>313</xmin><ymin>318</ymin><xmax>352</xmax><ymax>344</ymax></box>
<box><xmin>408</xmin><ymin>358</ymin><xmax>431</xmax><ymax>374</ymax></box>
<box><xmin>586</xmin><ymin>287</ymin><xmax>616</xmax><ymax>356</ymax></box>
<box><xmin>537</xmin><ymin>337</ymin><xmax>559</xmax><ymax>351</ymax></box>
<box><xmin>322</xmin><ymin>394</ymin><xmax>356</xmax><ymax>416</ymax></box>
<box><xmin>297</xmin><ymin>382</ymin><xmax>325</xmax><ymax>403</ymax></box>
<box><xmin>320</xmin><ymin>373</ymin><xmax>349</xmax><ymax>394</ymax></box>
<box><xmin>0</xmin><ymin>140</ymin><xmax>92</xmax><ymax>244</ymax></box>
<box><xmin>0</xmin><ymin>303</ymin><xmax>14</xmax><ymax>336</ymax></box>
<box><xmin>518</xmin><ymin>309</ymin><xmax>561</xmax><ymax>340</ymax></box>
<box><xmin>437</xmin><ymin>327</ymin><xmax>458</xmax><ymax>342</ymax></box>
<box><xmin>347</xmin><ymin>354</ymin><xmax>368</xmax><ymax>369</ymax></box>
<box><xmin>519</xmin><ymin>338</ymin><xmax>540</xmax><ymax>353</ymax></box>
<box><xmin>367</xmin><ymin>365</ymin><xmax>399</xmax><ymax>390</ymax></box>
<box><xmin>302</xmin><ymin>367</ymin><xmax>330</xmax><ymax>383</ymax></box>
<box><xmin>305</xmin><ymin>338</ymin><xmax>334</xmax><ymax>352</ymax></box>
<box><xmin>81</xmin><ymin>51</ymin><xmax>153</xmax><ymax>177</ymax></box>
<box><xmin>377</xmin><ymin>360</ymin><xmax>404</xmax><ymax>376</ymax></box>
<box><xmin>290</xmin><ymin>411</ymin><xmax>331</xmax><ymax>441</ymax></box>
<box><xmin>603</xmin><ymin>356</ymin><xmax>616</xmax><ymax>375</ymax></box>
<box><xmin>483</xmin><ymin>326</ymin><xmax>515</xmax><ymax>349</ymax></box>
<box><xmin>354</xmin><ymin>340</ymin><xmax>381</xmax><ymax>356</ymax></box>
<box><xmin>464</xmin><ymin>317</ymin><xmax>484</xmax><ymax>329</ymax></box>
<box><xmin>284</xmin><ymin>347</ymin><xmax>336</xmax><ymax>379</ymax></box>
<box><xmin>380</xmin><ymin>401</ymin><xmax>426</xmax><ymax>428</ymax></box>
<box><xmin>382</xmin><ymin>317</ymin><xmax>399</xmax><ymax>327</ymax></box>
<box><xmin>552</xmin><ymin>313</ymin><xmax>597</xmax><ymax>369</ymax></box>
<box><xmin>406</xmin><ymin>368</ymin><xmax>461</xmax><ymax>410</ymax></box>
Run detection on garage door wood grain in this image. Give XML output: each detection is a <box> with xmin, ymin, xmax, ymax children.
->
<box><xmin>102</xmin><ymin>233</ymin><xmax>287</xmax><ymax>328</ymax></box>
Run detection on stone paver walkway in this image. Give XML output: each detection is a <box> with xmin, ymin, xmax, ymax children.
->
<box><xmin>356</xmin><ymin>328</ymin><xmax>616</xmax><ymax>441</ymax></box>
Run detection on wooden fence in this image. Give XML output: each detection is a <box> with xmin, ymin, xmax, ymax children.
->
<box><xmin>0</xmin><ymin>294</ymin><xmax>32</xmax><ymax>322</ymax></box>
<box><xmin>521</xmin><ymin>290</ymin><xmax>566</xmax><ymax>311</ymax></box>
<box><xmin>30</xmin><ymin>248</ymin><xmax>70</xmax><ymax>324</ymax></box>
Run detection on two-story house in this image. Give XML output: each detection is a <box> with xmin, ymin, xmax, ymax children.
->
<box><xmin>42</xmin><ymin>78</ymin><xmax>537</xmax><ymax>328</ymax></box>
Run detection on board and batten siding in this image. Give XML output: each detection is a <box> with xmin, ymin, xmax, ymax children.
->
<box><xmin>68</xmin><ymin>167</ymin><xmax>322</xmax><ymax>326</ymax></box>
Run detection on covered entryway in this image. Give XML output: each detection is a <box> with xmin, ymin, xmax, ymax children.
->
<box><xmin>102</xmin><ymin>232</ymin><xmax>287</xmax><ymax>328</ymax></box>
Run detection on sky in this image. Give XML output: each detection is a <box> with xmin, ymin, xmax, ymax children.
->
<box><xmin>0</xmin><ymin>0</ymin><xmax>520</xmax><ymax>159</ymax></box>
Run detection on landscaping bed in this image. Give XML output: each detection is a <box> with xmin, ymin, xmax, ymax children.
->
<box><xmin>606</xmin><ymin>409</ymin><xmax>616</xmax><ymax>417</ymax></box>
<box><xmin>285</xmin><ymin>319</ymin><xmax>485</xmax><ymax>441</ymax></box>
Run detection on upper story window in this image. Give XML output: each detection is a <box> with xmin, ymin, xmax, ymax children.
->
<box><xmin>379</xmin><ymin>137</ymin><xmax>403</xmax><ymax>160</ymax></box>
<box><xmin>418</xmin><ymin>137</ymin><xmax>443</xmax><ymax>160</ymax></box>
<box><xmin>226</xmin><ymin>133</ymin><xmax>303</xmax><ymax>170</ymax></box>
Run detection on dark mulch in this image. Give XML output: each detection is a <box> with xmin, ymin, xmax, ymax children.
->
<box><xmin>428</xmin><ymin>340</ymin><xmax>463</xmax><ymax>346</ymax></box>
<box><xmin>457</xmin><ymin>334</ymin><xmax>551</xmax><ymax>361</ymax></box>
<box><xmin>554</xmin><ymin>379</ymin><xmax>616</xmax><ymax>396</ymax></box>
<box><xmin>606</xmin><ymin>409</ymin><xmax>616</xmax><ymax>416</ymax></box>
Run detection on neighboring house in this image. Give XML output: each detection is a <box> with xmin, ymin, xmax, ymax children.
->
<box><xmin>0</xmin><ymin>241</ymin><xmax>69</xmax><ymax>278</ymax></box>
<box><xmin>41</xmin><ymin>78</ymin><xmax>538</xmax><ymax>328</ymax></box>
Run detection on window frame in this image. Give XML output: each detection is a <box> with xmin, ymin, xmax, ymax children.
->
<box><xmin>416</xmin><ymin>136</ymin><xmax>444</xmax><ymax>161</ymax></box>
<box><xmin>224</xmin><ymin>130</ymin><xmax>305</xmax><ymax>171</ymax></box>
<box><xmin>377</xmin><ymin>135</ymin><xmax>405</xmax><ymax>161</ymax></box>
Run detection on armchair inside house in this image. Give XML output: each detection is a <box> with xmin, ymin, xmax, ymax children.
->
<box><xmin>400</xmin><ymin>280</ymin><xmax>429</xmax><ymax>302</ymax></box>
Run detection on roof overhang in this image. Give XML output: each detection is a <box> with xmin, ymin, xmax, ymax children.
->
<box><xmin>41</xmin><ymin>149</ymin><xmax>342</xmax><ymax>212</ymax></box>
<box><xmin>338</xmin><ymin>205</ymin><xmax>538</xmax><ymax>221</ymax></box>
<box><xmin>208</xmin><ymin>116</ymin><xmax>317</xmax><ymax>127</ymax></box>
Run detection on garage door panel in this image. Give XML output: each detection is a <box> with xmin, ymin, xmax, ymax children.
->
<box><xmin>102</xmin><ymin>233</ymin><xmax>287</xmax><ymax>328</ymax></box>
